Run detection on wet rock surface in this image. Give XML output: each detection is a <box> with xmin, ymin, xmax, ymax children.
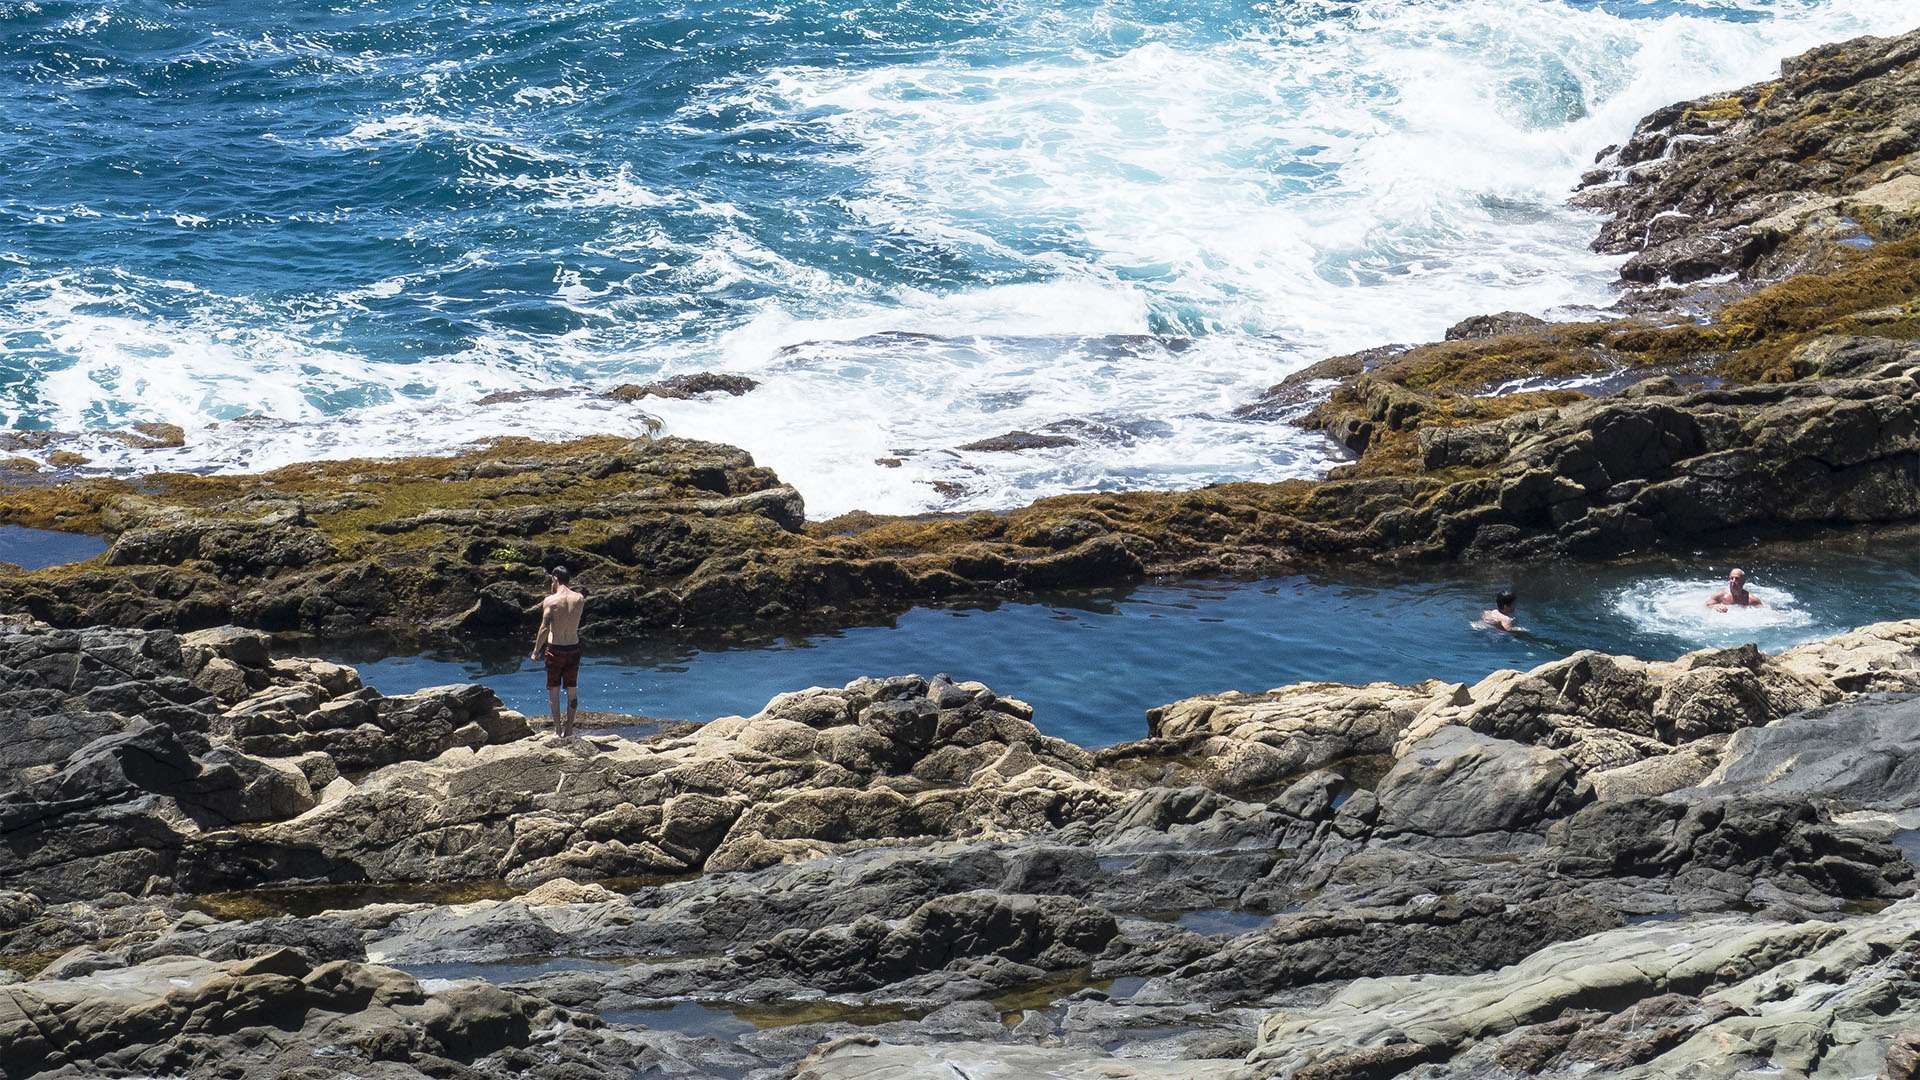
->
<box><xmin>603</xmin><ymin>372</ymin><xmax>761</xmax><ymax>402</ymax></box>
<box><xmin>4</xmin><ymin>616</ymin><xmax>1920</xmax><ymax>1078</ymax></box>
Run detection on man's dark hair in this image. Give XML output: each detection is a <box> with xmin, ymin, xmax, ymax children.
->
<box><xmin>1495</xmin><ymin>589</ymin><xmax>1515</xmax><ymax>608</ymax></box>
<box><xmin>550</xmin><ymin>565</ymin><xmax>570</xmax><ymax>585</ymax></box>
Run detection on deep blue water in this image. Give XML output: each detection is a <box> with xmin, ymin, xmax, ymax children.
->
<box><xmin>338</xmin><ymin>545</ymin><xmax>1920</xmax><ymax>746</ymax></box>
<box><xmin>3</xmin><ymin>0</ymin><xmax>1908</xmax><ymax>517</ymax></box>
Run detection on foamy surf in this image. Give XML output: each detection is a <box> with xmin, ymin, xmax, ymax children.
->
<box><xmin>3</xmin><ymin>0</ymin><xmax>1915</xmax><ymax>515</ymax></box>
<box><xmin>1610</xmin><ymin>576</ymin><xmax>1817</xmax><ymax>652</ymax></box>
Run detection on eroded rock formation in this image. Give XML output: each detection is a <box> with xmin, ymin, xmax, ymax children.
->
<box><xmin>3</xmin><ymin>614</ymin><xmax>1919</xmax><ymax>1078</ymax></box>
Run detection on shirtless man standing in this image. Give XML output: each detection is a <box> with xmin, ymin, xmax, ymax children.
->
<box><xmin>530</xmin><ymin>565</ymin><xmax>585</xmax><ymax>736</ymax></box>
<box><xmin>1706</xmin><ymin>568</ymin><xmax>1763</xmax><ymax>613</ymax></box>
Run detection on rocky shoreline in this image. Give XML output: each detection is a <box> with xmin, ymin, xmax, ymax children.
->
<box><xmin>7</xmin><ymin>23</ymin><xmax>1920</xmax><ymax>1080</ymax></box>
<box><xmin>6</xmin><ymin>31</ymin><xmax>1920</xmax><ymax>642</ymax></box>
<box><xmin>3</xmin><ymin>615</ymin><xmax>1919</xmax><ymax>1078</ymax></box>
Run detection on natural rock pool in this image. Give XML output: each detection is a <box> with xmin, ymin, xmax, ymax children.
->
<box><xmin>331</xmin><ymin>542</ymin><xmax>1920</xmax><ymax>748</ymax></box>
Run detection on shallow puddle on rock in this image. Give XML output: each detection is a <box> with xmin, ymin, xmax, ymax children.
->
<box><xmin>0</xmin><ymin>947</ymin><xmax>78</xmax><ymax>980</ymax></box>
<box><xmin>587</xmin><ymin>871</ymin><xmax>701</xmax><ymax>894</ymax></box>
<box><xmin>396</xmin><ymin>956</ymin><xmax>628</xmax><ymax>985</ymax></box>
<box><xmin>730</xmin><ymin>999</ymin><xmax>922</xmax><ymax>1028</ymax></box>
<box><xmin>183</xmin><ymin>872</ymin><xmax>686</xmax><ymax>921</ymax></box>
<box><xmin>0</xmin><ymin>525</ymin><xmax>108</xmax><ymax>570</ymax></box>
<box><xmin>1891</xmin><ymin>829</ymin><xmax>1920</xmax><ymax>868</ymax></box>
<box><xmin>599</xmin><ymin>1001</ymin><xmax>758</xmax><ymax>1041</ymax></box>
<box><xmin>1239</xmin><ymin>755</ymin><xmax>1391</xmax><ymax>805</ymax></box>
<box><xmin>1167</xmin><ymin>909</ymin><xmax>1272</xmax><ymax>936</ymax></box>
<box><xmin>602</xmin><ymin>997</ymin><xmax>918</xmax><ymax>1039</ymax></box>
<box><xmin>1332</xmin><ymin>754</ymin><xmax>1396</xmax><ymax>791</ymax></box>
<box><xmin>602</xmin><ymin>1000</ymin><xmax>759</xmax><ymax>1040</ymax></box>
<box><xmin>185</xmin><ymin>879</ymin><xmax>524</xmax><ymax>920</ymax></box>
<box><xmin>988</xmin><ymin>967</ymin><xmax>1139</xmax><ymax>1014</ymax></box>
<box><xmin>1099</xmin><ymin>1023</ymin><xmax>1197</xmax><ymax>1051</ymax></box>
<box><xmin>565</xmin><ymin>713</ymin><xmax>692</xmax><ymax>741</ymax></box>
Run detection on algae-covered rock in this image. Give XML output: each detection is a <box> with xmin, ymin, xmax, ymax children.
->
<box><xmin>1578</xmin><ymin>27</ymin><xmax>1920</xmax><ymax>287</ymax></box>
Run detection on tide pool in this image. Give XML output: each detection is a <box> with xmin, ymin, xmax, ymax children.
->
<box><xmin>334</xmin><ymin>543</ymin><xmax>1920</xmax><ymax>748</ymax></box>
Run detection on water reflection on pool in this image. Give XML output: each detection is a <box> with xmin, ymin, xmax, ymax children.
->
<box><xmin>332</xmin><ymin>544</ymin><xmax>1920</xmax><ymax>748</ymax></box>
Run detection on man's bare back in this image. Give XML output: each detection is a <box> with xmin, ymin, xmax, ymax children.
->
<box><xmin>540</xmin><ymin>588</ymin><xmax>584</xmax><ymax>646</ymax></box>
<box><xmin>531</xmin><ymin>565</ymin><xmax>585</xmax><ymax>736</ymax></box>
<box><xmin>1479</xmin><ymin>589</ymin><xmax>1518</xmax><ymax>632</ymax></box>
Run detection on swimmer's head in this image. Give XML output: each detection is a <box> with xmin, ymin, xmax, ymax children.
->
<box><xmin>1729</xmin><ymin>568</ymin><xmax>1746</xmax><ymax>586</ymax></box>
<box><xmin>1495</xmin><ymin>589</ymin><xmax>1516</xmax><ymax>613</ymax></box>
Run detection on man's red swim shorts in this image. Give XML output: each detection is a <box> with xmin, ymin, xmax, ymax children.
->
<box><xmin>544</xmin><ymin>643</ymin><xmax>582</xmax><ymax>689</ymax></box>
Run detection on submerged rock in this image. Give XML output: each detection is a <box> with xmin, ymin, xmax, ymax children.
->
<box><xmin>603</xmin><ymin>372</ymin><xmax>760</xmax><ymax>401</ymax></box>
<box><xmin>958</xmin><ymin>430</ymin><xmax>1081</xmax><ymax>452</ymax></box>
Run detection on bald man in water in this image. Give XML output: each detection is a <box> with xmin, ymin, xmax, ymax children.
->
<box><xmin>530</xmin><ymin>565</ymin><xmax>585</xmax><ymax>736</ymax></box>
<box><xmin>1706</xmin><ymin>568</ymin><xmax>1763</xmax><ymax>613</ymax></box>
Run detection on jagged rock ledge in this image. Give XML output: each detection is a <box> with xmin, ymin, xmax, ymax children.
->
<box><xmin>3</xmin><ymin>615</ymin><xmax>1919</xmax><ymax>1078</ymax></box>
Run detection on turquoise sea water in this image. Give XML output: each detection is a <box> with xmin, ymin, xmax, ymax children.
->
<box><xmin>4</xmin><ymin>0</ymin><xmax>1914</xmax><ymax>517</ymax></box>
<box><xmin>339</xmin><ymin>545</ymin><xmax>1920</xmax><ymax>746</ymax></box>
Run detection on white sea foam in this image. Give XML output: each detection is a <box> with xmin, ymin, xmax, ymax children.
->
<box><xmin>706</xmin><ymin>0</ymin><xmax>1917</xmax><ymax>353</ymax></box>
<box><xmin>1611</xmin><ymin>576</ymin><xmax>1817</xmax><ymax>651</ymax></box>
<box><xmin>11</xmin><ymin>0</ymin><xmax>1918</xmax><ymax>517</ymax></box>
<box><xmin>40</xmin><ymin>392</ymin><xmax>665</xmax><ymax>478</ymax></box>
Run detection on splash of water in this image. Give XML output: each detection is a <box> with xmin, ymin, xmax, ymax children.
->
<box><xmin>1610</xmin><ymin>576</ymin><xmax>1816</xmax><ymax>650</ymax></box>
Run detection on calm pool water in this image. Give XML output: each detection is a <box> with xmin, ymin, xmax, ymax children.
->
<box><xmin>0</xmin><ymin>525</ymin><xmax>108</xmax><ymax>570</ymax></box>
<box><xmin>332</xmin><ymin>545</ymin><xmax>1920</xmax><ymax>748</ymax></box>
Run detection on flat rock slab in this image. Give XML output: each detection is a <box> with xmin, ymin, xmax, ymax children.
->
<box><xmin>1683</xmin><ymin>692</ymin><xmax>1920</xmax><ymax>810</ymax></box>
<box><xmin>795</xmin><ymin>1040</ymin><xmax>1249</xmax><ymax>1080</ymax></box>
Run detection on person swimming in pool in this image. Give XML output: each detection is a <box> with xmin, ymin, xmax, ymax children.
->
<box><xmin>1480</xmin><ymin>589</ymin><xmax>1518</xmax><ymax>632</ymax></box>
<box><xmin>1706</xmin><ymin>567</ymin><xmax>1763</xmax><ymax>613</ymax></box>
<box><xmin>530</xmin><ymin>564</ymin><xmax>585</xmax><ymax>737</ymax></box>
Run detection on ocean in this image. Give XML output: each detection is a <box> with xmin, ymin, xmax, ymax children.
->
<box><xmin>2</xmin><ymin>0</ymin><xmax>1911</xmax><ymax>517</ymax></box>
